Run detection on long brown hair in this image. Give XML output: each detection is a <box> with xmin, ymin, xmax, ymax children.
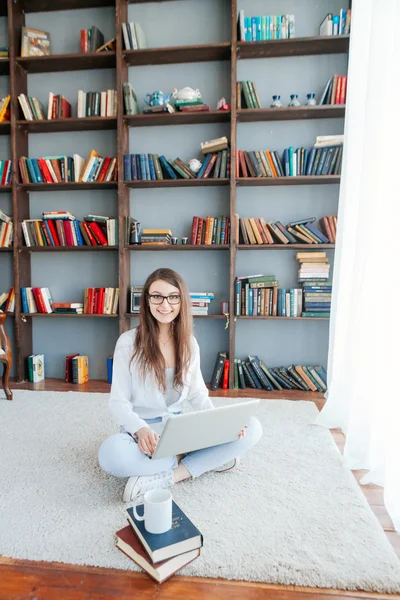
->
<box><xmin>132</xmin><ymin>268</ymin><xmax>193</xmax><ymax>392</ymax></box>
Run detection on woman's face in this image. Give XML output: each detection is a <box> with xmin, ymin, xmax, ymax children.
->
<box><xmin>147</xmin><ymin>279</ymin><xmax>182</xmax><ymax>325</ymax></box>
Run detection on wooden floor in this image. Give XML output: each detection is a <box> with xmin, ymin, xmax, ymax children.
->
<box><xmin>1</xmin><ymin>380</ymin><xmax>399</xmax><ymax>600</ymax></box>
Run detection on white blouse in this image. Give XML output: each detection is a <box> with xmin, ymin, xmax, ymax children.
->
<box><xmin>109</xmin><ymin>328</ymin><xmax>214</xmax><ymax>435</ymax></box>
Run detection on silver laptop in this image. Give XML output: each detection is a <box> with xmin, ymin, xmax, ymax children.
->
<box><xmin>148</xmin><ymin>400</ymin><xmax>260</xmax><ymax>460</ymax></box>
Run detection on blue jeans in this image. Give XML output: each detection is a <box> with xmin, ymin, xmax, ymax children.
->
<box><xmin>98</xmin><ymin>415</ymin><xmax>262</xmax><ymax>479</ymax></box>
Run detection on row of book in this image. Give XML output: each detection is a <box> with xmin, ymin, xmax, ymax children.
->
<box><xmin>190</xmin><ymin>216</ymin><xmax>230</xmax><ymax>245</ymax></box>
<box><xmin>121</xmin><ymin>22</ymin><xmax>147</xmax><ymax>50</ymax></box>
<box><xmin>80</xmin><ymin>26</ymin><xmax>107</xmax><ymax>53</ymax></box>
<box><xmin>20</xmin><ymin>25</ymin><xmax>114</xmax><ymax>57</ymax></box>
<box><xmin>237</xmin><ymin>80</ymin><xmax>261</xmax><ymax>109</ymax></box>
<box><xmin>237</xmin><ymin>216</ymin><xmax>332</xmax><ymax>246</ymax></box>
<box><xmin>0</xmin><ymin>95</ymin><xmax>10</xmax><ymax>122</ymax></box>
<box><xmin>123</xmin><ymin>150</ymin><xmax>229</xmax><ymax>181</ymax></box>
<box><xmin>0</xmin><ymin>209</ymin><xmax>13</xmax><ymax>248</ymax></box>
<box><xmin>77</xmin><ymin>90</ymin><xmax>117</xmax><ymax>118</ymax></box>
<box><xmin>22</xmin><ymin>212</ymin><xmax>117</xmax><ymax>248</ymax></box>
<box><xmin>238</xmin><ymin>12</ymin><xmax>295</xmax><ymax>41</ymax></box>
<box><xmin>297</xmin><ymin>252</ymin><xmax>331</xmax><ymax>317</ymax></box>
<box><xmin>319</xmin><ymin>75</ymin><xmax>348</xmax><ymax>105</ymax></box>
<box><xmin>0</xmin><ymin>160</ymin><xmax>12</xmax><ymax>185</ymax></box>
<box><xmin>320</xmin><ymin>10</ymin><xmax>351</xmax><ymax>36</ymax></box>
<box><xmin>211</xmin><ymin>351</ymin><xmax>327</xmax><ymax>393</ymax></box>
<box><xmin>20</xmin><ymin>287</ymin><xmax>120</xmax><ymax>315</ymax></box>
<box><xmin>18</xmin><ymin>89</ymin><xmax>117</xmax><ymax>121</ymax></box>
<box><xmin>0</xmin><ymin>288</ymin><xmax>15</xmax><ymax>313</ymax></box>
<box><xmin>18</xmin><ymin>151</ymin><xmax>117</xmax><ymax>184</ymax></box>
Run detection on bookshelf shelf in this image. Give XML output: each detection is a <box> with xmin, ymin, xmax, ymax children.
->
<box><xmin>16</xmin><ymin>117</ymin><xmax>117</xmax><ymax>134</ymax></box>
<box><xmin>0</xmin><ymin>248</ymin><xmax>13</xmax><ymax>252</ymax></box>
<box><xmin>16</xmin><ymin>52</ymin><xmax>116</xmax><ymax>74</ymax></box>
<box><xmin>124</xmin><ymin>110</ymin><xmax>231</xmax><ymax>127</ymax></box>
<box><xmin>236</xmin><ymin>316</ymin><xmax>329</xmax><ymax>321</ymax></box>
<box><xmin>123</xmin><ymin>42</ymin><xmax>231</xmax><ymax>66</ymax></box>
<box><xmin>236</xmin><ymin>244</ymin><xmax>335</xmax><ymax>250</ymax></box>
<box><xmin>18</xmin><ymin>182</ymin><xmax>118</xmax><ymax>192</ymax></box>
<box><xmin>0</xmin><ymin>122</ymin><xmax>11</xmax><ymax>135</ymax></box>
<box><xmin>21</xmin><ymin>313</ymin><xmax>118</xmax><ymax>318</ymax></box>
<box><xmin>126</xmin><ymin>244</ymin><xmax>230</xmax><ymax>251</ymax></box>
<box><xmin>237</xmin><ymin>35</ymin><xmax>350</xmax><ymax>59</ymax></box>
<box><xmin>20</xmin><ymin>246</ymin><xmax>118</xmax><ymax>252</ymax></box>
<box><xmin>124</xmin><ymin>178</ymin><xmax>229</xmax><ymax>188</ymax></box>
<box><xmin>237</xmin><ymin>176</ymin><xmax>340</xmax><ymax>186</ymax></box>
<box><xmin>237</xmin><ymin>105</ymin><xmax>345</xmax><ymax>123</ymax></box>
<box><xmin>21</xmin><ymin>0</ymin><xmax>114</xmax><ymax>11</ymax></box>
<box><xmin>0</xmin><ymin>186</ymin><xmax>12</xmax><ymax>193</ymax></box>
<box><xmin>0</xmin><ymin>59</ymin><xmax>9</xmax><ymax>76</ymax></box>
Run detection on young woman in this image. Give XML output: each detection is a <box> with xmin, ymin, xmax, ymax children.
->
<box><xmin>99</xmin><ymin>268</ymin><xmax>262</xmax><ymax>502</ymax></box>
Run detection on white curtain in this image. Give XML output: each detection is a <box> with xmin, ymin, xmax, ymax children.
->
<box><xmin>315</xmin><ymin>0</ymin><xmax>400</xmax><ymax>532</ymax></box>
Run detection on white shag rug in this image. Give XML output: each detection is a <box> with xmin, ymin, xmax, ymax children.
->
<box><xmin>0</xmin><ymin>390</ymin><xmax>400</xmax><ymax>593</ymax></box>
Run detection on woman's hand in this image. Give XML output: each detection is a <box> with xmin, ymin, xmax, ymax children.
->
<box><xmin>238</xmin><ymin>425</ymin><xmax>248</xmax><ymax>439</ymax></box>
<box><xmin>136</xmin><ymin>427</ymin><xmax>159</xmax><ymax>455</ymax></box>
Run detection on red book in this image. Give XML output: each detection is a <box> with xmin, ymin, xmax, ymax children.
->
<box><xmin>116</xmin><ymin>526</ymin><xmax>200</xmax><ymax>585</ymax></box>
<box><xmin>65</xmin><ymin>353</ymin><xmax>80</xmax><ymax>382</ymax></box>
<box><xmin>88</xmin><ymin>221</ymin><xmax>108</xmax><ymax>245</ymax></box>
<box><xmin>195</xmin><ymin>218</ymin><xmax>203</xmax><ymax>245</ymax></box>
<box><xmin>46</xmin><ymin>219</ymin><xmax>60</xmax><ymax>246</ymax></box>
<box><xmin>339</xmin><ymin>76</ymin><xmax>347</xmax><ymax>105</ymax></box>
<box><xmin>222</xmin><ymin>359</ymin><xmax>230</xmax><ymax>389</ymax></box>
<box><xmin>63</xmin><ymin>220</ymin><xmax>75</xmax><ymax>246</ymax></box>
<box><xmin>239</xmin><ymin>150</ymin><xmax>248</xmax><ymax>178</ymax></box>
<box><xmin>97</xmin><ymin>157</ymin><xmax>111</xmax><ymax>182</ymax></box>
<box><xmin>37</xmin><ymin>158</ymin><xmax>53</xmax><ymax>183</ymax></box>
<box><xmin>321</xmin><ymin>216</ymin><xmax>334</xmax><ymax>243</ymax></box>
<box><xmin>224</xmin><ymin>217</ymin><xmax>229</xmax><ymax>244</ymax></box>
<box><xmin>82</xmin><ymin>221</ymin><xmax>98</xmax><ymax>245</ymax></box>
<box><xmin>93</xmin><ymin>288</ymin><xmax>100</xmax><ymax>314</ymax></box>
<box><xmin>55</xmin><ymin>220</ymin><xmax>66</xmax><ymax>246</ymax></box>
<box><xmin>80</xmin><ymin>30</ymin><xmax>85</xmax><ymax>53</ymax></box>
<box><xmin>1</xmin><ymin>160</ymin><xmax>11</xmax><ymax>185</ymax></box>
<box><xmin>32</xmin><ymin>287</ymin><xmax>47</xmax><ymax>313</ymax></box>
<box><xmin>86</xmin><ymin>288</ymin><xmax>94</xmax><ymax>314</ymax></box>
<box><xmin>335</xmin><ymin>76</ymin><xmax>342</xmax><ymax>105</ymax></box>
<box><xmin>61</xmin><ymin>97</ymin><xmax>71</xmax><ymax>118</ymax></box>
<box><xmin>190</xmin><ymin>216</ymin><xmax>199</xmax><ymax>245</ymax></box>
<box><xmin>96</xmin><ymin>287</ymin><xmax>105</xmax><ymax>314</ymax></box>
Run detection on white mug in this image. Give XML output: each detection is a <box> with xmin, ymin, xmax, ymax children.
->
<box><xmin>133</xmin><ymin>488</ymin><xmax>172</xmax><ymax>534</ymax></box>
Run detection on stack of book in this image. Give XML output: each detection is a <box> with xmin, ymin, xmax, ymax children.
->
<box><xmin>122</xmin><ymin>82</ymin><xmax>139</xmax><ymax>115</ymax></box>
<box><xmin>53</xmin><ymin>302</ymin><xmax>83</xmax><ymax>315</ymax></box>
<box><xmin>83</xmin><ymin>288</ymin><xmax>119</xmax><ymax>314</ymax></box>
<box><xmin>200</xmin><ymin>136</ymin><xmax>228</xmax><ymax>155</ymax></box>
<box><xmin>116</xmin><ymin>501</ymin><xmax>202</xmax><ymax>583</ymax></box>
<box><xmin>27</xmin><ymin>354</ymin><xmax>45</xmax><ymax>383</ymax></box>
<box><xmin>190</xmin><ymin>292</ymin><xmax>214</xmax><ymax>316</ymax></box>
<box><xmin>237</xmin><ymin>216</ymin><xmax>330</xmax><ymax>245</ymax></box>
<box><xmin>121</xmin><ymin>22</ymin><xmax>146</xmax><ymax>50</ymax></box>
<box><xmin>141</xmin><ymin>229</ymin><xmax>172</xmax><ymax>245</ymax></box>
<box><xmin>77</xmin><ymin>89</ymin><xmax>117</xmax><ymax>118</ymax></box>
<box><xmin>0</xmin><ymin>95</ymin><xmax>10</xmax><ymax>122</ymax></box>
<box><xmin>238</xmin><ymin>11</ymin><xmax>295</xmax><ymax>41</ymax></box>
<box><xmin>319</xmin><ymin>75</ymin><xmax>347</xmax><ymax>105</ymax></box>
<box><xmin>0</xmin><ymin>209</ymin><xmax>13</xmax><ymax>248</ymax></box>
<box><xmin>80</xmin><ymin>26</ymin><xmax>104</xmax><ymax>52</ymax></box>
<box><xmin>21</xmin><ymin>287</ymin><xmax>53</xmax><ymax>314</ymax></box>
<box><xmin>22</xmin><ymin>212</ymin><xmax>117</xmax><ymax>247</ymax></box>
<box><xmin>237</xmin><ymin>81</ymin><xmax>261</xmax><ymax>109</ymax></box>
<box><xmin>320</xmin><ymin>10</ymin><xmax>351</xmax><ymax>36</ymax></box>
<box><xmin>174</xmin><ymin>96</ymin><xmax>210</xmax><ymax>113</ymax></box>
<box><xmin>130</xmin><ymin>286</ymin><xmax>143</xmax><ymax>313</ymax></box>
<box><xmin>19</xmin><ymin>151</ymin><xmax>117</xmax><ymax>184</ymax></box>
<box><xmin>0</xmin><ymin>160</ymin><xmax>12</xmax><ymax>185</ymax></box>
<box><xmin>190</xmin><ymin>216</ymin><xmax>230</xmax><ymax>245</ymax></box>
<box><xmin>211</xmin><ymin>352</ymin><xmax>327</xmax><ymax>392</ymax></box>
<box><xmin>297</xmin><ymin>251</ymin><xmax>332</xmax><ymax>318</ymax></box>
<box><xmin>0</xmin><ymin>288</ymin><xmax>15</xmax><ymax>313</ymax></box>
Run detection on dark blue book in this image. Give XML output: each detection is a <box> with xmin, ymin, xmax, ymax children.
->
<box><xmin>316</xmin><ymin>147</ymin><xmax>329</xmax><ymax>176</ymax></box>
<box><xmin>130</xmin><ymin>154</ymin><xmax>137</xmax><ymax>180</ymax></box>
<box><xmin>127</xmin><ymin>501</ymin><xmax>202</xmax><ymax>564</ymax></box>
<box><xmin>135</xmin><ymin>154</ymin><xmax>141</xmax><ymax>180</ymax></box>
<box><xmin>283</xmin><ymin>148</ymin><xmax>289</xmax><ymax>176</ymax></box>
<box><xmin>305</xmin><ymin>147</ymin><xmax>316</xmax><ymax>175</ymax></box>
<box><xmin>107</xmin><ymin>355</ymin><xmax>113</xmax><ymax>384</ymax></box>
<box><xmin>26</xmin><ymin>158</ymin><xmax>38</xmax><ymax>183</ymax></box>
<box><xmin>124</xmin><ymin>154</ymin><xmax>131</xmax><ymax>180</ymax></box>
<box><xmin>303</xmin><ymin>222</ymin><xmax>329</xmax><ymax>244</ymax></box>
<box><xmin>196</xmin><ymin>154</ymin><xmax>211</xmax><ymax>179</ymax></box>
<box><xmin>159</xmin><ymin>155</ymin><xmax>177</xmax><ymax>179</ymax></box>
<box><xmin>148</xmin><ymin>154</ymin><xmax>156</xmax><ymax>180</ymax></box>
<box><xmin>314</xmin><ymin>365</ymin><xmax>327</xmax><ymax>386</ymax></box>
<box><xmin>73</xmin><ymin>220</ymin><xmax>85</xmax><ymax>246</ymax></box>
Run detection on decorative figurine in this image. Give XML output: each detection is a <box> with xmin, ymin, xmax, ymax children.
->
<box><xmin>187</xmin><ymin>158</ymin><xmax>202</xmax><ymax>174</ymax></box>
<box><xmin>306</xmin><ymin>93</ymin><xmax>317</xmax><ymax>106</ymax></box>
<box><xmin>217</xmin><ymin>97</ymin><xmax>230</xmax><ymax>110</ymax></box>
<box><xmin>144</xmin><ymin>91</ymin><xmax>173</xmax><ymax>106</ymax></box>
<box><xmin>288</xmin><ymin>94</ymin><xmax>300</xmax><ymax>107</ymax></box>
<box><xmin>270</xmin><ymin>95</ymin><xmax>282</xmax><ymax>108</ymax></box>
<box><xmin>172</xmin><ymin>87</ymin><xmax>202</xmax><ymax>102</ymax></box>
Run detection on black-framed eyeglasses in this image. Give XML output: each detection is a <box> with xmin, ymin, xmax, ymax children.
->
<box><xmin>147</xmin><ymin>294</ymin><xmax>181</xmax><ymax>305</ymax></box>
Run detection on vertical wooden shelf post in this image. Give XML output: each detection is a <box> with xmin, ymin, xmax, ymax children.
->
<box><xmin>228</xmin><ymin>0</ymin><xmax>237</xmax><ymax>388</ymax></box>
<box><xmin>8</xmin><ymin>0</ymin><xmax>32</xmax><ymax>380</ymax></box>
<box><xmin>116</xmin><ymin>0</ymin><xmax>130</xmax><ymax>335</ymax></box>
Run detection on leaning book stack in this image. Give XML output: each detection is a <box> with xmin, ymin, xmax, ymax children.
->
<box><xmin>0</xmin><ymin>288</ymin><xmax>15</xmax><ymax>313</ymax></box>
<box><xmin>296</xmin><ymin>252</ymin><xmax>332</xmax><ymax>318</ymax></box>
<box><xmin>190</xmin><ymin>292</ymin><xmax>214</xmax><ymax>316</ymax></box>
<box><xmin>116</xmin><ymin>501</ymin><xmax>202</xmax><ymax>583</ymax></box>
<box><xmin>141</xmin><ymin>229</ymin><xmax>172</xmax><ymax>245</ymax></box>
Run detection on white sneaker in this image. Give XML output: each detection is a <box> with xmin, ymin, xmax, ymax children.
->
<box><xmin>123</xmin><ymin>469</ymin><xmax>174</xmax><ymax>503</ymax></box>
<box><xmin>213</xmin><ymin>457</ymin><xmax>240</xmax><ymax>473</ymax></box>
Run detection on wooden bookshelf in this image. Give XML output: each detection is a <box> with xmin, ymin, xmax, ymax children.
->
<box><xmin>0</xmin><ymin>0</ymin><xmax>347</xmax><ymax>385</ymax></box>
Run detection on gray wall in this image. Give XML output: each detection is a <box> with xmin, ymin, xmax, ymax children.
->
<box><xmin>1</xmin><ymin>0</ymin><xmax>348</xmax><ymax>381</ymax></box>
